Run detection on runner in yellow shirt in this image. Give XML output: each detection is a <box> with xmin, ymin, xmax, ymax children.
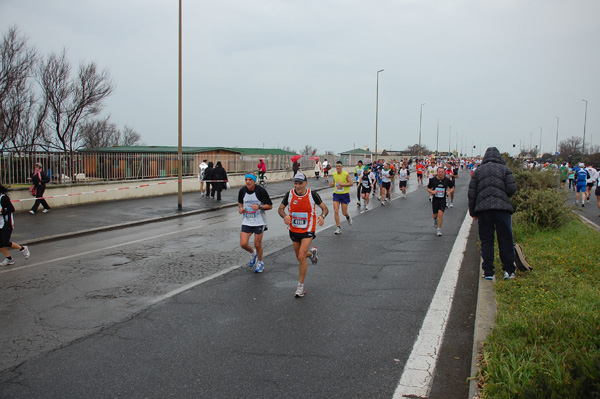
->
<box><xmin>329</xmin><ymin>161</ymin><xmax>354</xmax><ymax>235</ymax></box>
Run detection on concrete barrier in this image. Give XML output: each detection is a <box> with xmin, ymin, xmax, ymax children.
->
<box><xmin>9</xmin><ymin>168</ymin><xmax>353</xmax><ymax>211</ymax></box>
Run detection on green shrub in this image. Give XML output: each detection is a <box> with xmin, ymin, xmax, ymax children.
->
<box><xmin>514</xmin><ymin>169</ymin><xmax>559</xmax><ymax>191</ymax></box>
<box><xmin>512</xmin><ymin>188</ymin><xmax>573</xmax><ymax>230</ymax></box>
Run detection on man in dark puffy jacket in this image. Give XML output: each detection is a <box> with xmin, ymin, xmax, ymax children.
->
<box><xmin>468</xmin><ymin>147</ymin><xmax>517</xmax><ymax>281</ymax></box>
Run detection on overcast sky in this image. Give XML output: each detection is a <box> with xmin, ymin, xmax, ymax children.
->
<box><xmin>2</xmin><ymin>0</ymin><xmax>599</xmax><ymax>156</ymax></box>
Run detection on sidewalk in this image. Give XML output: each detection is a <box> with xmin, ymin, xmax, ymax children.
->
<box><xmin>11</xmin><ymin>179</ymin><xmax>331</xmax><ymax>245</ymax></box>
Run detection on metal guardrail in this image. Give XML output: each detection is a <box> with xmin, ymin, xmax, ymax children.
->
<box><xmin>0</xmin><ymin>151</ymin><xmax>334</xmax><ymax>186</ymax></box>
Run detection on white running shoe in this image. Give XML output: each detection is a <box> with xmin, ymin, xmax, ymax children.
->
<box><xmin>0</xmin><ymin>258</ymin><xmax>15</xmax><ymax>266</ymax></box>
<box><xmin>449</xmin><ymin>202</ymin><xmax>454</xmax><ymax>208</ymax></box>
<box><xmin>295</xmin><ymin>283</ymin><xmax>305</xmax><ymax>298</ymax></box>
<box><xmin>437</xmin><ymin>229</ymin><xmax>442</xmax><ymax>236</ymax></box>
<box><xmin>21</xmin><ymin>246</ymin><xmax>30</xmax><ymax>259</ymax></box>
<box><xmin>347</xmin><ymin>216</ymin><xmax>353</xmax><ymax>226</ymax></box>
<box><xmin>334</xmin><ymin>226</ymin><xmax>342</xmax><ymax>235</ymax></box>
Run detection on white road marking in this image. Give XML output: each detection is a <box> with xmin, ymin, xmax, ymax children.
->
<box><xmin>393</xmin><ymin>211</ymin><xmax>473</xmax><ymax>398</ymax></box>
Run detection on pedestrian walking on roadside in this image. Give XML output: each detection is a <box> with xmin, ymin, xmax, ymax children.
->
<box><xmin>198</xmin><ymin>159</ymin><xmax>208</xmax><ymax>197</ymax></box>
<box><xmin>292</xmin><ymin>159</ymin><xmax>300</xmax><ymax>176</ymax></box>
<box><xmin>203</xmin><ymin>161</ymin><xmax>214</xmax><ymax>199</ymax></box>
<box><xmin>211</xmin><ymin>161</ymin><xmax>228</xmax><ymax>201</ymax></box>
<box><xmin>468</xmin><ymin>147</ymin><xmax>517</xmax><ymax>281</ymax></box>
<box><xmin>238</xmin><ymin>173</ymin><xmax>273</xmax><ymax>273</ymax></box>
<box><xmin>330</xmin><ymin>161</ymin><xmax>354</xmax><ymax>234</ymax></box>
<box><xmin>314</xmin><ymin>159</ymin><xmax>322</xmax><ymax>180</ymax></box>
<box><xmin>427</xmin><ymin>166</ymin><xmax>454</xmax><ymax>236</ymax></box>
<box><xmin>1</xmin><ymin>184</ymin><xmax>30</xmax><ymax>266</ymax></box>
<box><xmin>278</xmin><ymin>172</ymin><xmax>328</xmax><ymax>298</ymax></box>
<box><xmin>29</xmin><ymin>162</ymin><xmax>51</xmax><ymax>214</ymax></box>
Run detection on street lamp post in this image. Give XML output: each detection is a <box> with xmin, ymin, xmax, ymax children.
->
<box><xmin>555</xmin><ymin>116</ymin><xmax>559</xmax><ymax>160</ymax></box>
<box><xmin>448</xmin><ymin>126</ymin><xmax>452</xmax><ymax>154</ymax></box>
<box><xmin>582</xmin><ymin>99</ymin><xmax>588</xmax><ymax>157</ymax></box>
<box><xmin>375</xmin><ymin>69</ymin><xmax>384</xmax><ymax>160</ymax></box>
<box><xmin>418</xmin><ymin>103</ymin><xmax>425</xmax><ymax>157</ymax></box>
<box><xmin>177</xmin><ymin>0</ymin><xmax>183</xmax><ymax>210</ymax></box>
<box><xmin>436</xmin><ymin>117</ymin><xmax>439</xmax><ymax>155</ymax></box>
<box><xmin>539</xmin><ymin>126</ymin><xmax>542</xmax><ymax>158</ymax></box>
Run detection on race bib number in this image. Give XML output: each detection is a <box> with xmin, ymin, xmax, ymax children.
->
<box><xmin>435</xmin><ymin>187</ymin><xmax>445</xmax><ymax>198</ymax></box>
<box><xmin>291</xmin><ymin>212</ymin><xmax>308</xmax><ymax>228</ymax></box>
<box><xmin>244</xmin><ymin>206</ymin><xmax>257</xmax><ymax>219</ymax></box>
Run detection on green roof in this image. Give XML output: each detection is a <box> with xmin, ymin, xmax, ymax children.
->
<box><xmin>81</xmin><ymin>146</ymin><xmax>295</xmax><ymax>155</ymax></box>
<box><xmin>339</xmin><ymin>148</ymin><xmax>374</xmax><ymax>155</ymax></box>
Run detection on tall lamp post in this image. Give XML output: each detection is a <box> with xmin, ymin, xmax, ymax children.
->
<box><xmin>436</xmin><ymin>117</ymin><xmax>439</xmax><ymax>155</ymax></box>
<box><xmin>555</xmin><ymin>116</ymin><xmax>559</xmax><ymax>160</ymax></box>
<box><xmin>539</xmin><ymin>126</ymin><xmax>542</xmax><ymax>159</ymax></box>
<box><xmin>177</xmin><ymin>0</ymin><xmax>183</xmax><ymax>210</ymax></box>
<box><xmin>418</xmin><ymin>103</ymin><xmax>425</xmax><ymax>157</ymax></box>
<box><xmin>582</xmin><ymin>99</ymin><xmax>588</xmax><ymax>157</ymax></box>
<box><xmin>375</xmin><ymin>69</ymin><xmax>384</xmax><ymax>160</ymax></box>
<box><xmin>448</xmin><ymin>125</ymin><xmax>452</xmax><ymax>154</ymax></box>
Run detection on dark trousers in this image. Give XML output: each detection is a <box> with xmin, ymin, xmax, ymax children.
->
<box><xmin>477</xmin><ymin>210</ymin><xmax>516</xmax><ymax>276</ymax></box>
<box><xmin>31</xmin><ymin>187</ymin><xmax>50</xmax><ymax>212</ymax></box>
<box><xmin>210</xmin><ymin>185</ymin><xmax>222</xmax><ymax>200</ymax></box>
<box><xmin>205</xmin><ymin>182</ymin><xmax>212</xmax><ymax>197</ymax></box>
<box><xmin>356</xmin><ymin>182</ymin><xmax>362</xmax><ymax>202</ymax></box>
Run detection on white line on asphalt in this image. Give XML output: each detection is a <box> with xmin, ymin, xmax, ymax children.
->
<box><xmin>392</xmin><ymin>211</ymin><xmax>473</xmax><ymax>399</ymax></box>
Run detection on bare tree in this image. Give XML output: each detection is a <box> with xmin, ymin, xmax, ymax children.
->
<box><xmin>405</xmin><ymin>143</ymin><xmax>429</xmax><ymax>156</ymax></box>
<box><xmin>0</xmin><ymin>26</ymin><xmax>38</xmax><ymax>151</ymax></box>
<box><xmin>77</xmin><ymin>115</ymin><xmax>118</xmax><ymax>148</ymax></box>
<box><xmin>558</xmin><ymin>136</ymin><xmax>583</xmax><ymax>164</ymax></box>
<box><xmin>38</xmin><ymin>49</ymin><xmax>114</xmax><ymax>174</ymax></box>
<box><xmin>120</xmin><ymin>125</ymin><xmax>141</xmax><ymax>146</ymax></box>
<box><xmin>300</xmin><ymin>145</ymin><xmax>317</xmax><ymax>156</ymax></box>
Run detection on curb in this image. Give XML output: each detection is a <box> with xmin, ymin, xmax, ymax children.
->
<box><xmin>468</xmin><ymin>259</ymin><xmax>497</xmax><ymax>399</ymax></box>
<box><xmin>20</xmin><ymin>185</ymin><xmax>331</xmax><ymax>246</ymax></box>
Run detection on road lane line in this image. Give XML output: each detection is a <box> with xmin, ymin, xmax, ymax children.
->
<box><xmin>393</xmin><ymin>211</ymin><xmax>473</xmax><ymax>398</ymax></box>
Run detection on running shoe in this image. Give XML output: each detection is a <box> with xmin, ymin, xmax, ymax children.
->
<box><xmin>381</xmin><ymin>200</ymin><xmax>385</xmax><ymax>206</ymax></box>
<box><xmin>482</xmin><ymin>273</ymin><xmax>495</xmax><ymax>281</ymax></box>
<box><xmin>437</xmin><ymin>228</ymin><xmax>442</xmax><ymax>236</ymax></box>
<box><xmin>42</xmin><ymin>209</ymin><xmax>50</xmax><ymax>213</ymax></box>
<box><xmin>254</xmin><ymin>261</ymin><xmax>264</xmax><ymax>273</ymax></box>
<box><xmin>449</xmin><ymin>202</ymin><xmax>454</xmax><ymax>208</ymax></box>
<box><xmin>309</xmin><ymin>247</ymin><xmax>318</xmax><ymax>265</ymax></box>
<box><xmin>433</xmin><ymin>218</ymin><xmax>438</xmax><ymax>228</ymax></box>
<box><xmin>347</xmin><ymin>216</ymin><xmax>353</xmax><ymax>226</ymax></box>
<box><xmin>403</xmin><ymin>194</ymin><xmax>406</xmax><ymax>198</ymax></box>
<box><xmin>28</xmin><ymin>210</ymin><xmax>35</xmax><ymax>215</ymax></box>
<box><xmin>249</xmin><ymin>250</ymin><xmax>258</xmax><ymax>267</ymax></box>
<box><xmin>357</xmin><ymin>202</ymin><xmax>361</xmax><ymax>207</ymax></box>
<box><xmin>503</xmin><ymin>271</ymin><xmax>516</xmax><ymax>280</ymax></box>
<box><xmin>21</xmin><ymin>246</ymin><xmax>30</xmax><ymax>259</ymax></box>
<box><xmin>364</xmin><ymin>205</ymin><xmax>368</xmax><ymax>210</ymax></box>
<box><xmin>0</xmin><ymin>258</ymin><xmax>15</xmax><ymax>266</ymax></box>
<box><xmin>295</xmin><ymin>283</ymin><xmax>305</xmax><ymax>298</ymax></box>
<box><xmin>334</xmin><ymin>226</ymin><xmax>342</xmax><ymax>235</ymax></box>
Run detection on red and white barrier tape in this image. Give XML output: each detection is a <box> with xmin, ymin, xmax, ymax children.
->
<box><xmin>12</xmin><ymin>174</ymin><xmax>300</xmax><ymax>203</ymax></box>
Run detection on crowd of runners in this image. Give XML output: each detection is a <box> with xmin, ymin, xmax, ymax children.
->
<box><xmin>237</xmin><ymin>156</ymin><xmax>475</xmax><ymax>298</ymax></box>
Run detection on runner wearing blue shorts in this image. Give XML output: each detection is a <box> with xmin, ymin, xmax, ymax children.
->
<box><xmin>330</xmin><ymin>161</ymin><xmax>354</xmax><ymax>235</ymax></box>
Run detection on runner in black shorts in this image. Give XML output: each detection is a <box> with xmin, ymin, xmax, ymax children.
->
<box><xmin>427</xmin><ymin>167</ymin><xmax>454</xmax><ymax>237</ymax></box>
<box><xmin>238</xmin><ymin>173</ymin><xmax>273</xmax><ymax>273</ymax></box>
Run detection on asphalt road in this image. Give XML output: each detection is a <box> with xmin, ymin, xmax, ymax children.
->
<box><xmin>0</xmin><ymin>173</ymin><xmax>480</xmax><ymax>398</ymax></box>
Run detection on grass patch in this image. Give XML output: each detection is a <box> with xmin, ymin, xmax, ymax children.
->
<box><xmin>480</xmin><ymin>219</ymin><xmax>600</xmax><ymax>398</ymax></box>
